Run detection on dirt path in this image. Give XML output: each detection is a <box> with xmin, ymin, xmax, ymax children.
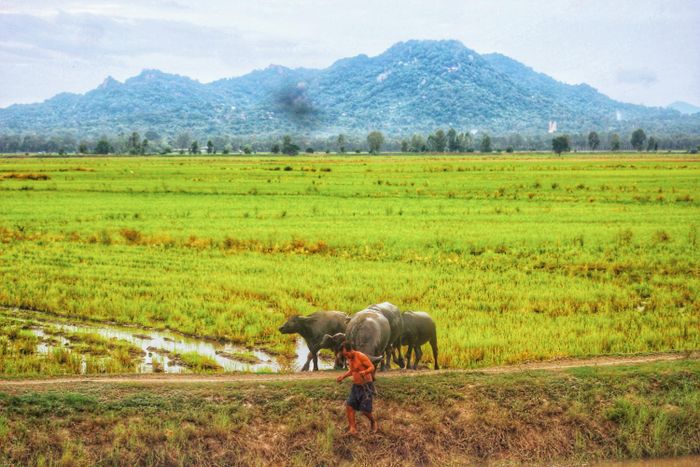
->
<box><xmin>1</xmin><ymin>351</ymin><xmax>696</xmax><ymax>387</ymax></box>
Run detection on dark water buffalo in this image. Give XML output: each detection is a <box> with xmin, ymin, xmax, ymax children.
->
<box><xmin>319</xmin><ymin>332</ymin><xmax>346</xmax><ymax>368</ymax></box>
<box><xmin>323</xmin><ymin>309</ymin><xmax>391</xmax><ymax>370</ymax></box>
<box><xmin>367</xmin><ymin>302</ymin><xmax>404</xmax><ymax>369</ymax></box>
<box><xmin>279</xmin><ymin>310</ymin><xmax>349</xmax><ymax>371</ymax></box>
<box><xmin>400</xmin><ymin>311</ymin><xmax>439</xmax><ymax>370</ymax></box>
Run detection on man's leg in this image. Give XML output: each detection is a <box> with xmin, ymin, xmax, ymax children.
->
<box><xmin>360</xmin><ymin>384</ymin><xmax>377</xmax><ymax>433</ymax></box>
<box><xmin>345</xmin><ymin>404</ymin><xmax>358</xmax><ymax>435</ymax></box>
<box><xmin>361</xmin><ymin>411</ymin><xmax>378</xmax><ymax>433</ymax></box>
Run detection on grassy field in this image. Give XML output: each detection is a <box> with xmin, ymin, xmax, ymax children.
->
<box><xmin>0</xmin><ymin>360</ymin><xmax>698</xmax><ymax>465</ymax></box>
<box><xmin>0</xmin><ymin>154</ymin><xmax>698</xmax><ymax>373</ymax></box>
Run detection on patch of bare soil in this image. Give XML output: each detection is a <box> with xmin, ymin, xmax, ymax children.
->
<box><xmin>1</xmin><ymin>351</ymin><xmax>696</xmax><ymax>387</ymax></box>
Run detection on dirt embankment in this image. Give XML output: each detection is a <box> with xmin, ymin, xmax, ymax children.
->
<box><xmin>0</xmin><ymin>355</ymin><xmax>699</xmax><ymax>465</ymax></box>
<box><xmin>1</xmin><ymin>351</ymin><xmax>695</xmax><ymax>386</ymax></box>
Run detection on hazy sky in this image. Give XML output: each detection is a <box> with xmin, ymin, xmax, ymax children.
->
<box><xmin>1</xmin><ymin>0</ymin><xmax>699</xmax><ymax>108</ymax></box>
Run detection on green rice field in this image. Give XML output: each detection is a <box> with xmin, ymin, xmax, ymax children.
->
<box><xmin>0</xmin><ymin>154</ymin><xmax>698</xmax><ymax>373</ymax></box>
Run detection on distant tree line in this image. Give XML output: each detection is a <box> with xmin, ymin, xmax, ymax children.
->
<box><xmin>550</xmin><ymin>128</ymin><xmax>667</xmax><ymax>155</ymax></box>
<box><xmin>0</xmin><ymin>128</ymin><xmax>698</xmax><ymax>155</ymax></box>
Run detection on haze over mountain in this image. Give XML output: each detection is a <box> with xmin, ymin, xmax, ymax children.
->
<box><xmin>0</xmin><ymin>40</ymin><xmax>697</xmax><ymax>138</ymax></box>
<box><xmin>668</xmin><ymin>101</ymin><xmax>700</xmax><ymax>115</ymax></box>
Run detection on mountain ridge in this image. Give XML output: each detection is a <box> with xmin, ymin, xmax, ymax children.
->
<box><xmin>668</xmin><ymin>101</ymin><xmax>700</xmax><ymax>115</ymax></box>
<box><xmin>1</xmin><ymin>40</ymin><xmax>697</xmax><ymax>137</ymax></box>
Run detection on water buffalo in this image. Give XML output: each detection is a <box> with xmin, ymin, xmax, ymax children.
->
<box><xmin>323</xmin><ymin>309</ymin><xmax>391</xmax><ymax>371</ymax></box>
<box><xmin>400</xmin><ymin>311</ymin><xmax>439</xmax><ymax>370</ymax></box>
<box><xmin>367</xmin><ymin>302</ymin><xmax>404</xmax><ymax>369</ymax></box>
<box><xmin>319</xmin><ymin>332</ymin><xmax>346</xmax><ymax>368</ymax></box>
<box><xmin>279</xmin><ymin>310</ymin><xmax>349</xmax><ymax>371</ymax></box>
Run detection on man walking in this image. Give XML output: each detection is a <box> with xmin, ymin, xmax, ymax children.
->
<box><xmin>336</xmin><ymin>341</ymin><xmax>378</xmax><ymax>435</ymax></box>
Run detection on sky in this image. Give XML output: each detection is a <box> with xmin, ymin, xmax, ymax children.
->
<box><xmin>1</xmin><ymin>0</ymin><xmax>699</xmax><ymax>109</ymax></box>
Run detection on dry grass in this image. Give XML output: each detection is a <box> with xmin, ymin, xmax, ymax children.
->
<box><xmin>0</xmin><ymin>359</ymin><xmax>698</xmax><ymax>465</ymax></box>
<box><xmin>0</xmin><ymin>172</ymin><xmax>50</xmax><ymax>180</ymax></box>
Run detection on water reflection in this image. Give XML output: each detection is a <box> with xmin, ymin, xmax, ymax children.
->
<box><xmin>4</xmin><ymin>308</ymin><xmax>340</xmax><ymax>374</ymax></box>
<box><xmin>4</xmin><ymin>309</ymin><xmax>279</xmax><ymax>373</ymax></box>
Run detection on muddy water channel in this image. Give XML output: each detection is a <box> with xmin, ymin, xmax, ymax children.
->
<box><xmin>2</xmin><ymin>308</ymin><xmax>333</xmax><ymax>374</ymax></box>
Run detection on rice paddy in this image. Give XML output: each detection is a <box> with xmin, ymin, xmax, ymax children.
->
<box><xmin>0</xmin><ymin>153</ymin><xmax>698</xmax><ymax>374</ymax></box>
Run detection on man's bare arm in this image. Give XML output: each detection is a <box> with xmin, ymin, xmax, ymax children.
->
<box><xmin>336</xmin><ymin>369</ymin><xmax>352</xmax><ymax>383</ymax></box>
<box><xmin>358</xmin><ymin>353</ymin><xmax>374</xmax><ymax>375</ymax></box>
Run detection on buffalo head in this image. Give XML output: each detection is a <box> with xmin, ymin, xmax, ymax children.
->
<box><xmin>278</xmin><ymin>315</ymin><xmax>305</xmax><ymax>334</ymax></box>
<box><xmin>320</xmin><ymin>332</ymin><xmax>346</xmax><ymax>369</ymax></box>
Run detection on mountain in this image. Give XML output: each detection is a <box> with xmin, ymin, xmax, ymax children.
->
<box><xmin>0</xmin><ymin>40</ymin><xmax>697</xmax><ymax>137</ymax></box>
<box><xmin>668</xmin><ymin>101</ymin><xmax>700</xmax><ymax>115</ymax></box>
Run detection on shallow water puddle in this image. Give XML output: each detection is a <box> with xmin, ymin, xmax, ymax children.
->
<box><xmin>2</xmin><ymin>309</ymin><xmax>333</xmax><ymax>373</ymax></box>
<box><xmin>294</xmin><ymin>337</ymin><xmax>335</xmax><ymax>371</ymax></box>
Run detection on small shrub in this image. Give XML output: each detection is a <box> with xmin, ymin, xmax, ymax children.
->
<box><xmin>175</xmin><ymin>352</ymin><xmax>222</xmax><ymax>372</ymax></box>
<box><xmin>467</xmin><ymin>347</ymin><xmax>485</xmax><ymax>363</ymax></box>
<box><xmin>151</xmin><ymin>357</ymin><xmax>164</xmax><ymax>373</ymax></box>
<box><xmin>494</xmin><ymin>244</ymin><xmax>509</xmax><ymax>254</ymax></box>
<box><xmin>1</xmin><ymin>173</ymin><xmax>50</xmax><ymax>181</ymax></box>
<box><xmin>653</xmin><ymin>230</ymin><xmax>671</xmax><ymax>243</ymax></box>
<box><xmin>98</xmin><ymin>230</ymin><xmax>112</xmax><ymax>245</ymax></box>
<box><xmin>222</xmin><ymin>237</ymin><xmax>238</xmax><ymax>249</ymax></box>
<box><xmin>120</xmin><ymin>228</ymin><xmax>142</xmax><ymax>244</ymax></box>
<box><xmin>616</xmin><ymin>229</ymin><xmax>634</xmax><ymax>246</ymax></box>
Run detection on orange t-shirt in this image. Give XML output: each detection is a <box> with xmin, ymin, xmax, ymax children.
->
<box><xmin>347</xmin><ymin>351</ymin><xmax>375</xmax><ymax>384</ymax></box>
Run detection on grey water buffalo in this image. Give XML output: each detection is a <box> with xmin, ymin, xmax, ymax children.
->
<box><xmin>323</xmin><ymin>309</ymin><xmax>391</xmax><ymax>371</ymax></box>
<box><xmin>400</xmin><ymin>311</ymin><xmax>439</xmax><ymax>370</ymax></box>
<box><xmin>367</xmin><ymin>302</ymin><xmax>404</xmax><ymax>369</ymax></box>
<box><xmin>278</xmin><ymin>310</ymin><xmax>349</xmax><ymax>371</ymax></box>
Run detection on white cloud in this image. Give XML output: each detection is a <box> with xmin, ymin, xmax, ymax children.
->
<box><xmin>617</xmin><ymin>69</ymin><xmax>658</xmax><ymax>86</ymax></box>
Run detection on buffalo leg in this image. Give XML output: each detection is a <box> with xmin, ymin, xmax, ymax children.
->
<box><xmin>405</xmin><ymin>344</ymin><xmax>414</xmax><ymax>370</ymax></box>
<box><xmin>301</xmin><ymin>351</ymin><xmax>313</xmax><ymax>372</ymax></box>
<box><xmin>430</xmin><ymin>336</ymin><xmax>439</xmax><ymax>370</ymax></box>
<box><xmin>333</xmin><ymin>352</ymin><xmax>344</xmax><ymax>370</ymax></box>
<box><xmin>393</xmin><ymin>344</ymin><xmax>405</xmax><ymax>368</ymax></box>
<box><xmin>308</xmin><ymin>346</ymin><xmax>319</xmax><ymax>371</ymax></box>
<box><xmin>413</xmin><ymin>345</ymin><xmax>423</xmax><ymax>370</ymax></box>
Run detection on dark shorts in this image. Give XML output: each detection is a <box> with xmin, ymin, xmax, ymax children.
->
<box><xmin>346</xmin><ymin>382</ymin><xmax>374</xmax><ymax>413</ymax></box>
